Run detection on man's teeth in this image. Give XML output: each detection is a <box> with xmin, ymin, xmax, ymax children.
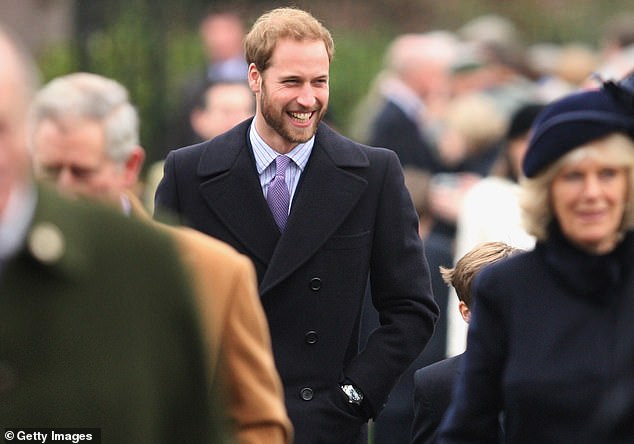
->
<box><xmin>290</xmin><ymin>112</ymin><xmax>311</xmax><ymax>121</ymax></box>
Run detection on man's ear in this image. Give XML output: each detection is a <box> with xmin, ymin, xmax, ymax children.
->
<box><xmin>122</xmin><ymin>146</ymin><xmax>145</xmax><ymax>188</ymax></box>
<box><xmin>248</xmin><ymin>63</ymin><xmax>261</xmax><ymax>93</ymax></box>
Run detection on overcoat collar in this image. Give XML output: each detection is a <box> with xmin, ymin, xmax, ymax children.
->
<box><xmin>197</xmin><ymin>119</ymin><xmax>369</xmax><ymax>295</ymax></box>
<box><xmin>4</xmin><ymin>185</ymin><xmax>89</xmax><ymax>292</ymax></box>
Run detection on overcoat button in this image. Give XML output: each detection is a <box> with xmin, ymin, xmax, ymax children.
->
<box><xmin>309</xmin><ymin>277</ymin><xmax>322</xmax><ymax>291</ymax></box>
<box><xmin>28</xmin><ymin>222</ymin><xmax>65</xmax><ymax>264</ymax></box>
<box><xmin>300</xmin><ymin>387</ymin><xmax>314</xmax><ymax>401</ymax></box>
<box><xmin>0</xmin><ymin>361</ymin><xmax>16</xmax><ymax>393</ymax></box>
<box><xmin>305</xmin><ymin>330</ymin><xmax>319</xmax><ymax>344</ymax></box>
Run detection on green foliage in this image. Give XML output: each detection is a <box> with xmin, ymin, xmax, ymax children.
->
<box><xmin>35</xmin><ymin>0</ymin><xmax>634</xmax><ymax>166</ymax></box>
<box><xmin>37</xmin><ymin>18</ymin><xmax>391</xmax><ymax>163</ymax></box>
<box><xmin>38</xmin><ymin>43</ymin><xmax>79</xmax><ymax>80</ymax></box>
<box><xmin>164</xmin><ymin>30</ymin><xmax>205</xmax><ymax>111</ymax></box>
<box><xmin>329</xmin><ymin>30</ymin><xmax>393</xmax><ymax>136</ymax></box>
<box><xmin>82</xmin><ymin>4</ymin><xmax>169</xmax><ymax>164</ymax></box>
<box><xmin>37</xmin><ymin>1</ymin><xmax>207</xmax><ymax>167</ymax></box>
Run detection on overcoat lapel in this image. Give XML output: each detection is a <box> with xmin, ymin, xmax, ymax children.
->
<box><xmin>260</xmin><ymin>132</ymin><xmax>368</xmax><ymax>296</ymax></box>
<box><xmin>196</xmin><ymin>122</ymin><xmax>369</xmax><ymax>296</ymax></box>
<box><xmin>197</xmin><ymin>126</ymin><xmax>281</xmax><ymax>266</ymax></box>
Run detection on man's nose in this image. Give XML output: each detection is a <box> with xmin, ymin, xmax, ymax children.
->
<box><xmin>296</xmin><ymin>84</ymin><xmax>317</xmax><ymax>108</ymax></box>
<box><xmin>56</xmin><ymin>168</ymin><xmax>76</xmax><ymax>193</ymax></box>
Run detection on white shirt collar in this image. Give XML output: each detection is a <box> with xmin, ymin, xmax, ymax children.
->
<box><xmin>249</xmin><ymin>120</ymin><xmax>314</xmax><ymax>174</ymax></box>
<box><xmin>120</xmin><ymin>193</ymin><xmax>132</xmax><ymax>216</ymax></box>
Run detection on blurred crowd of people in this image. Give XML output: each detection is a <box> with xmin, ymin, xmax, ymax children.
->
<box><xmin>348</xmin><ymin>11</ymin><xmax>634</xmax><ymax>443</ymax></box>
<box><xmin>3</xmin><ymin>4</ymin><xmax>634</xmax><ymax>444</ymax></box>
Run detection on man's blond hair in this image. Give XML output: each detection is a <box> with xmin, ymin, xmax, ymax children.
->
<box><xmin>244</xmin><ymin>7</ymin><xmax>334</xmax><ymax>73</ymax></box>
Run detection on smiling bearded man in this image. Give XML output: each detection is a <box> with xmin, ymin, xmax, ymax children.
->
<box><xmin>154</xmin><ymin>7</ymin><xmax>439</xmax><ymax>444</ymax></box>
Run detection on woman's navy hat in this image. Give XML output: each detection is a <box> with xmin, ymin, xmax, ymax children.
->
<box><xmin>522</xmin><ymin>83</ymin><xmax>634</xmax><ymax>178</ymax></box>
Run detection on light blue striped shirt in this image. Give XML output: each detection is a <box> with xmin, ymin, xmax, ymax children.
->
<box><xmin>249</xmin><ymin>121</ymin><xmax>313</xmax><ymax>212</ymax></box>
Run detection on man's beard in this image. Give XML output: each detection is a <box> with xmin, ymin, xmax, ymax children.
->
<box><xmin>260</xmin><ymin>86</ymin><xmax>326</xmax><ymax>145</ymax></box>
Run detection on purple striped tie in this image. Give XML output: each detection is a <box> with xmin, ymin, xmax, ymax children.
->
<box><xmin>267</xmin><ymin>155</ymin><xmax>291</xmax><ymax>232</ymax></box>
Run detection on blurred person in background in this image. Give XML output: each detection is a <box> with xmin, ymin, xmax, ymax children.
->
<box><xmin>29</xmin><ymin>72</ymin><xmax>292</xmax><ymax>444</ymax></box>
<box><xmin>425</xmin><ymin>92</ymin><xmax>506</xmax><ymax>244</ymax></box>
<box><xmin>453</xmin><ymin>102</ymin><xmax>543</xmax><ymax>260</ymax></box>
<box><xmin>456</xmin><ymin>13</ymin><xmax>538</xmax><ymax>118</ymax></box>
<box><xmin>438</xmin><ymin>84</ymin><xmax>634</xmax><ymax>443</ymax></box>
<box><xmin>146</xmin><ymin>79</ymin><xmax>255</xmax><ymax>213</ymax></box>
<box><xmin>190</xmin><ymin>80</ymin><xmax>255</xmax><ymax>142</ymax></box>
<box><xmin>168</xmin><ymin>9</ymin><xmax>249</xmax><ymax>150</ymax></box>
<box><xmin>445</xmin><ymin>102</ymin><xmax>543</xmax><ymax>357</ymax></box>
<box><xmin>198</xmin><ymin>10</ymin><xmax>250</xmax><ymax>84</ymax></box>
<box><xmin>366</xmin><ymin>31</ymin><xmax>480</xmax><ymax>253</ymax></box>
<box><xmin>424</xmin><ymin>16</ymin><xmax>539</xmax><ymax>248</ymax></box>
<box><xmin>155</xmin><ymin>7</ymin><xmax>439</xmax><ymax>443</ymax></box>
<box><xmin>367</xmin><ymin>32</ymin><xmax>457</xmax><ymax>173</ymax></box>
<box><xmin>597</xmin><ymin>12</ymin><xmax>634</xmax><ymax>77</ymax></box>
<box><xmin>434</xmin><ymin>91</ymin><xmax>507</xmax><ymax>176</ymax></box>
<box><xmin>346</xmin><ymin>69</ymin><xmax>391</xmax><ymax>145</ymax></box>
<box><xmin>526</xmin><ymin>42</ymin><xmax>572</xmax><ymax>101</ymax></box>
<box><xmin>552</xmin><ymin>43</ymin><xmax>599</xmax><ymax>88</ymax></box>
<box><xmin>528</xmin><ymin>42</ymin><xmax>599</xmax><ymax>102</ymax></box>
<box><xmin>412</xmin><ymin>241</ymin><xmax>521</xmax><ymax>444</ymax></box>
<box><xmin>0</xmin><ymin>24</ymin><xmax>226</xmax><ymax>443</ymax></box>
<box><xmin>592</xmin><ymin>14</ymin><xmax>634</xmax><ymax>89</ymax></box>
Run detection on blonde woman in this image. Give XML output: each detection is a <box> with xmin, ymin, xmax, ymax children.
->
<box><xmin>438</xmin><ymin>85</ymin><xmax>634</xmax><ymax>443</ymax></box>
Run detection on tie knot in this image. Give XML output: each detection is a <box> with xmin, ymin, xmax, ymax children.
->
<box><xmin>275</xmin><ymin>155</ymin><xmax>291</xmax><ymax>178</ymax></box>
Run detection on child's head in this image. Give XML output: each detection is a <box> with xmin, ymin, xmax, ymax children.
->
<box><xmin>441</xmin><ymin>241</ymin><xmax>521</xmax><ymax>322</ymax></box>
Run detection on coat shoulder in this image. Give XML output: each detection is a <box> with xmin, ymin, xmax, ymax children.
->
<box><xmin>475</xmin><ymin>249</ymin><xmax>539</xmax><ymax>288</ymax></box>
<box><xmin>316</xmin><ymin>123</ymin><xmax>400</xmax><ymax>168</ymax></box>
<box><xmin>167</xmin><ymin>140</ymin><xmax>207</xmax><ymax>167</ymax></box>
<box><xmin>33</xmin><ymin>185</ymin><xmax>185</xmax><ymax>285</ymax></box>
<box><xmin>415</xmin><ymin>354</ymin><xmax>462</xmax><ymax>387</ymax></box>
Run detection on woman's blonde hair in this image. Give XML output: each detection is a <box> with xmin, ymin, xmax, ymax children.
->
<box><xmin>520</xmin><ymin>132</ymin><xmax>634</xmax><ymax>241</ymax></box>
